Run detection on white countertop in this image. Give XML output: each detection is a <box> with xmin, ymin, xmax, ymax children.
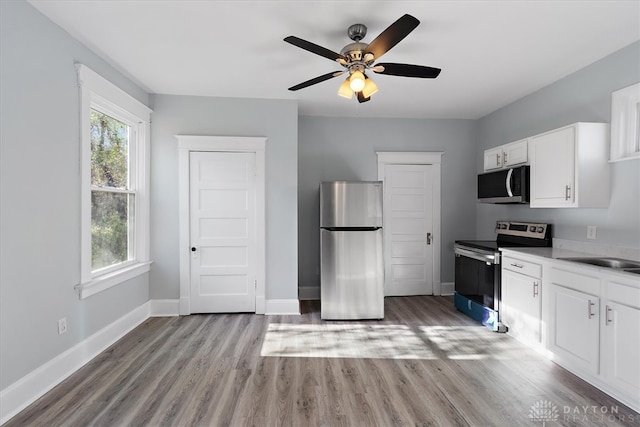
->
<box><xmin>499</xmin><ymin>246</ymin><xmax>640</xmax><ymax>281</ymax></box>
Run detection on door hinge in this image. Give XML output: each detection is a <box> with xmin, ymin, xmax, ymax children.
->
<box><xmin>254</xmin><ymin>280</ymin><xmax>257</xmax><ymax>290</ymax></box>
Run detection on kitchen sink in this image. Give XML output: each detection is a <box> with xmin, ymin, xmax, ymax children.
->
<box><xmin>559</xmin><ymin>257</ymin><xmax>640</xmax><ymax>271</ymax></box>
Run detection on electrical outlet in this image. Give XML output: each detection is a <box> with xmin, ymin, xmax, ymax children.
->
<box><xmin>58</xmin><ymin>318</ymin><xmax>67</xmax><ymax>335</ymax></box>
<box><xmin>587</xmin><ymin>225</ymin><xmax>597</xmax><ymax>240</ymax></box>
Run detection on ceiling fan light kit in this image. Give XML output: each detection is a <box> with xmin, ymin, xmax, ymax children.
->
<box><xmin>284</xmin><ymin>14</ymin><xmax>441</xmax><ymax>104</ymax></box>
<box><xmin>362</xmin><ymin>77</ymin><xmax>379</xmax><ymax>98</ymax></box>
<box><xmin>338</xmin><ymin>78</ymin><xmax>354</xmax><ymax>99</ymax></box>
<box><xmin>349</xmin><ymin>70</ymin><xmax>366</xmax><ymax>92</ymax></box>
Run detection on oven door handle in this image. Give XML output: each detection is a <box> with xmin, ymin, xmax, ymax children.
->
<box><xmin>454</xmin><ymin>247</ymin><xmax>498</xmax><ymax>264</ymax></box>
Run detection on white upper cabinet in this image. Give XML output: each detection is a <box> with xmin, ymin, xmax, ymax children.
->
<box><xmin>483</xmin><ymin>139</ymin><xmax>528</xmax><ymax>171</ymax></box>
<box><xmin>483</xmin><ymin>146</ymin><xmax>503</xmax><ymax>171</ymax></box>
<box><xmin>530</xmin><ymin>122</ymin><xmax>609</xmax><ymax>208</ymax></box>
<box><xmin>503</xmin><ymin>139</ymin><xmax>529</xmax><ymax>167</ymax></box>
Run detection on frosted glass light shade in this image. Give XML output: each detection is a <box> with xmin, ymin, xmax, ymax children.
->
<box><xmin>349</xmin><ymin>71</ymin><xmax>366</xmax><ymax>92</ymax></box>
<box><xmin>338</xmin><ymin>79</ymin><xmax>353</xmax><ymax>98</ymax></box>
<box><xmin>362</xmin><ymin>78</ymin><xmax>379</xmax><ymax>98</ymax></box>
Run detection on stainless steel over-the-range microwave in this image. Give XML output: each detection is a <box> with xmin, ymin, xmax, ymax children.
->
<box><xmin>477</xmin><ymin>165</ymin><xmax>530</xmax><ymax>204</ymax></box>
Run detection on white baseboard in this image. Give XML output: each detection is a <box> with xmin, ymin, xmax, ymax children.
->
<box><xmin>0</xmin><ymin>296</ymin><xmax>302</xmax><ymax>424</ymax></box>
<box><xmin>0</xmin><ymin>302</ymin><xmax>151</xmax><ymax>425</ymax></box>
<box><xmin>441</xmin><ymin>282</ymin><xmax>455</xmax><ymax>296</ymax></box>
<box><xmin>298</xmin><ymin>286</ymin><xmax>320</xmax><ymax>300</ymax></box>
<box><xmin>265</xmin><ymin>299</ymin><xmax>300</xmax><ymax>315</ymax></box>
<box><xmin>149</xmin><ymin>299</ymin><xmax>180</xmax><ymax>317</ymax></box>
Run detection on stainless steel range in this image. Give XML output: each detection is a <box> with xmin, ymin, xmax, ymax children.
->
<box><xmin>453</xmin><ymin>221</ymin><xmax>552</xmax><ymax>331</ymax></box>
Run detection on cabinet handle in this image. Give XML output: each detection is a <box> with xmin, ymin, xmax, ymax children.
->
<box><xmin>503</xmin><ymin>152</ymin><xmax>508</xmax><ymax>164</ymax></box>
<box><xmin>510</xmin><ymin>263</ymin><xmax>524</xmax><ymax>268</ymax></box>
<box><xmin>605</xmin><ymin>305</ymin><xmax>613</xmax><ymax>325</ymax></box>
<box><xmin>587</xmin><ymin>300</ymin><xmax>596</xmax><ymax>319</ymax></box>
<box><xmin>496</xmin><ymin>153</ymin><xmax>501</xmax><ymax>166</ymax></box>
<box><xmin>532</xmin><ymin>281</ymin><xmax>539</xmax><ymax>297</ymax></box>
<box><xmin>565</xmin><ymin>184</ymin><xmax>571</xmax><ymax>201</ymax></box>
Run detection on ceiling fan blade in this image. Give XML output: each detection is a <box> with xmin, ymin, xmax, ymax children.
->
<box><xmin>373</xmin><ymin>63</ymin><xmax>441</xmax><ymax>78</ymax></box>
<box><xmin>288</xmin><ymin>71</ymin><xmax>345</xmax><ymax>91</ymax></box>
<box><xmin>364</xmin><ymin>14</ymin><xmax>420</xmax><ymax>60</ymax></box>
<box><xmin>356</xmin><ymin>91</ymin><xmax>371</xmax><ymax>103</ymax></box>
<box><xmin>284</xmin><ymin>36</ymin><xmax>346</xmax><ymax>62</ymax></box>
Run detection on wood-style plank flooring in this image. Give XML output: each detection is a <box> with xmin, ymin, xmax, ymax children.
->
<box><xmin>7</xmin><ymin>296</ymin><xmax>639</xmax><ymax>426</ymax></box>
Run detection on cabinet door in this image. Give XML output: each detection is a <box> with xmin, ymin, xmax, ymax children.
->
<box><xmin>503</xmin><ymin>139</ymin><xmax>528</xmax><ymax>167</ymax></box>
<box><xmin>602</xmin><ymin>301</ymin><xmax>640</xmax><ymax>398</ymax></box>
<box><xmin>548</xmin><ymin>284</ymin><xmax>599</xmax><ymax>374</ymax></box>
<box><xmin>502</xmin><ymin>270</ymin><xmax>541</xmax><ymax>345</ymax></box>
<box><xmin>483</xmin><ymin>147</ymin><xmax>503</xmax><ymax>171</ymax></box>
<box><xmin>530</xmin><ymin>126</ymin><xmax>576</xmax><ymax>207</ymax></box>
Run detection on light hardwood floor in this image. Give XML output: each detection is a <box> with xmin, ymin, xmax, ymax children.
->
<box><xmin>6</xmin><ymin>296</ymin><xmax>639</xmax><ymax>426</ymax></box>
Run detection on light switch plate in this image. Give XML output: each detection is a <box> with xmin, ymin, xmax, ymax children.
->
<box><xmin>587</xmin><ymin>225</ymin><xmax>597</xmax><ymax>240</ymax></box>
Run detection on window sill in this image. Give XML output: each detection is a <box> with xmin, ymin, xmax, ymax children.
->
<box><xmin>76</xmin><ymin>261</ymin><xmax>152</xmax><ymax>300</ymax></box>
<box><xmin>609</xmin><ymin>153</ymin><xmax>640</xmax><ymax>163</ymax></box>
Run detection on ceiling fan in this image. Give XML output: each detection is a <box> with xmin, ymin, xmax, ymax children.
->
<box><xmin>284</xmin><ymin>14</ymin><xmax>441</xmax><ymax>103</ymax></box>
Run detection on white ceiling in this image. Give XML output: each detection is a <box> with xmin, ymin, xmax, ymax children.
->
<box><xmin>29</xmin><ymin>1</ymin><xmax>640</xmax><ymax>119</ymax></box>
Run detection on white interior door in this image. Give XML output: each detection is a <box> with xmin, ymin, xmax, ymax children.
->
<box><xmin>383</xmin><ymin>164</ymin><xmax>434</xmax><ymax>296</ymax></box>
<box><xmin>189</xmin><ymin>151</ymin><xmax>256</xmax><ymax>313</ymax></box>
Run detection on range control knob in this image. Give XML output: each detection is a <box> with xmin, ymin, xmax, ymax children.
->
<box><xmin>537</xmin><ymin>226</ymin><xmax>545</xmax><ymax>233</ymax></box>
<box><xmin>501</xmin><ymin>223</ymin><xmax>507</xmax><ymax>229</ymax></box>
<box><xmin>529</xmin><ymin>226</ymin><xmax>536</xmax><ymax>232</ymax></box>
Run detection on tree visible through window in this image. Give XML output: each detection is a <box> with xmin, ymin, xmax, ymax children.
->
<box><xmin>90</xmin><ymin>109</ymin><xmax>135</xmax><ymax>271</ymax></box>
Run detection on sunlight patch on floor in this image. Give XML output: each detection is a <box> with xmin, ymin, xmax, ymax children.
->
<box><xmin>260</xmin><ymin>323</ymin><xmax>525</xmax><ymax>360</ymax></box>
<box><xmin>261</xmin><ymin>323</ymin><xmax>437</xmax><ymax>359</ymax></box>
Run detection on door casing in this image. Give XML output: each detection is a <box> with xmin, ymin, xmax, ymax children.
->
<box><xmin>177</xmin><ymin>135</ymin><xmax>266</xmax><ymax>315</ymax></box>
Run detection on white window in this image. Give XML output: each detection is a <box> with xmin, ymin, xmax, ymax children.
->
<box><xmin>76</xmin><ymin>64</ymin><xmax>152</xmax><ymax>299</ymax></box>
<box><xmin>610</xmin><ymin>82</ymin><xmax>640</xmax><ymax>162</ymax></box>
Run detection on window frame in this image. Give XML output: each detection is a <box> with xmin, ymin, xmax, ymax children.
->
<box><xmin>76</xmin><ymin>64</ymin><xmax>152</xmax><ymax>299</ymax></box>
<box><xmin>610</xmin><ymin>82</ymin><xmax>640</xmax><ymax>162</ymax></box>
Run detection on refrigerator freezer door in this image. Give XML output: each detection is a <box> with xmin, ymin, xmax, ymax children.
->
<box><xmin>321</xmin><ymin>228</ymin><xmax>384</xmax><ymax>319</ymax></box>
<box><xmin>320</xmin><ymin>181</ymin><xmax>383</xmax><ymax>228</ymax></box>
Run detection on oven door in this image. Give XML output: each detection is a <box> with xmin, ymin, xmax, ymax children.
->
<box><xmin>454</xmin><ymin>245</ymin><xmax>500</xmax><ymax>310</ymax></box>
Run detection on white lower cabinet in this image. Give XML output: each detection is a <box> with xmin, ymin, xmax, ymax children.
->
<box><xmin>501</xmin><ymin>250</ymin><xmax>640</xmax><ymax>413</ymax></box>
<box><xmin>601</xmin><ymin>277</ymin><xmax>640</xmax><ymax>401</ymax></box>
<box><xmin>502</xmin><ymin>270</ymin><xmax>541</xmax><ymax>344</ymax></box>
<box><xmin>543</xmin><ymin>263</ymin><xmax>640</xmax><ymax>412</ymax></box>
<box><xmin>547</xmin><ymin>281</ymin><xmax>600</xmax><ymax>375</ymax></box>
<box><xmin>501</xmin><ymin>255</ymin><xmax>542</xmax><ymax>346</ymax></box>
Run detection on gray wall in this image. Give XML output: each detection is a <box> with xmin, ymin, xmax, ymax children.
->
<box><xmin>149</xmin><ymin>95</ymin><xmax>299</xmax><ymax>300</ymax></box>
<box><xmin>476</xmin><ymin>42</ymin><xmax>640</xmax><ymax>246</ymax></box>
<box><xmin>298</xmin><ymin>116</ymin><xmax>477</xmax><ymax>290</ymax></box>
<box><xmin>0</xmin><ymin>0</ymin><xmax>150</xmax><ymax>389</ymax></box>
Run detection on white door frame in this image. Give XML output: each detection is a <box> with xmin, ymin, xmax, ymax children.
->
<box><xmin>177</xmin><ymin>135</ymin><xmax>266</xmax><ymax>315</ymax></box>
<box><xmin>376</xmin><ymin>151</ymin><xmax>444</xmax><ymax>295</ymax></box>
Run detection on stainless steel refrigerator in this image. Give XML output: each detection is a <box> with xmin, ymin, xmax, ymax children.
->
<box><xmin>320</xmin><ymin>181</ymin><xmax>384</xmax><ymax>320</ymax></box>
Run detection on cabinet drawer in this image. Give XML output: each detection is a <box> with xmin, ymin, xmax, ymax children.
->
<box><xmin>550</xmin><ymin>267</ymin><xmax>600</xmax><ymax>295</ymax></box>
<box><xmin>503</xmin><ymin>256</ymin><xmax>542</xmax><ymax>278</ymax></box>
<box><xmin>605</xmin><ymin>281</ymin><xmax>640</xmax><ymax>309</ymax></box>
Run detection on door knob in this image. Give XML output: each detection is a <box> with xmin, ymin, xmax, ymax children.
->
<box><xmin>191</xmin><ymin>247</ymin><xmax>197</xmax><ymax>252</ymax></box>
